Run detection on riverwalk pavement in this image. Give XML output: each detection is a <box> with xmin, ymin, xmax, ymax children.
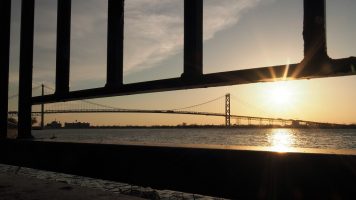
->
<box><xmin>0</xmin><ymin>173</ymin><xmax>145</xmax><ymax>200</ymax></box>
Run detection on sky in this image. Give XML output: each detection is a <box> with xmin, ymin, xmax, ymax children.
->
<box><xmin>7</xmin><ymin>0</ymin><xmax>356</xmax><ymax>126</ymax></box>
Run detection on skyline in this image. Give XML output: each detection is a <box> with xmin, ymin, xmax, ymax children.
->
<box><xmin>7</xmin><ymin>0</ymin><xmax>356</xmax><ymax>126</ymax></box>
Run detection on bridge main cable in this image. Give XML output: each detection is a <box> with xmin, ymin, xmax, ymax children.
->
<box><xmin>170</xmin><ymin>95</ymin><xmax>225</xmax><ymax>111</ymax></box>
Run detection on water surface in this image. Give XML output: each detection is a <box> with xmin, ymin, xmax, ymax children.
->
<box><xmin>33</xmin><ymin>128</ymin><xmax>356</xmax><ymax>153</ymax></box>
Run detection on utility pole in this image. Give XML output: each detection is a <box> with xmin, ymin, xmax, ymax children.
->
<box><xmin>225</xmin><ymin>93</ymin><xmax>231</xmax><ymax>127</ymax></box>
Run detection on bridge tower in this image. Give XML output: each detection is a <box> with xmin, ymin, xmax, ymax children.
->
<box><xmin>41</xmin><ymin>84</ymin><xmax>44</xmax><ymax>129</ymax></box>
<box><xmin>225</xmin><ymin>93</ymin><xmax>231</xmax><ymax>127</ymax></box>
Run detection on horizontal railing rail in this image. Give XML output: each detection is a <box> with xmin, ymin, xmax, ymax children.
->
<box><xmin>31</xmin><ymin>59</ymin><xmax>356</xmax><ymax>104</ymax></box>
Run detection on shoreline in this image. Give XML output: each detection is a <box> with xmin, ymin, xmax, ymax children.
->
<box><xmin>39</xmin><ymin>125</ymin><xmax>356</xmax><ymax>129</ymax></box>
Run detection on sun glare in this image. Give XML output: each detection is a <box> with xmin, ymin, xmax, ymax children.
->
<box><xmin>270</xmin><ymin>85</ymin><xmax>291</xmax><ymax>104</ymax></box>
<box><xmin>267</xmin><ymin>82</ymin><xmax>294</xmax><ymax>107</ymax></box>
<box><xmin>269</xmin><ymin>129</ymin><xmax>295</xmax><ymax>153</ymax></box>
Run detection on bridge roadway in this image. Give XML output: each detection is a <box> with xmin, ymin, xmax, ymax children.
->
<box><xmin>8</xmin><ymin>109</ymin><xmax>327</xmax><ymax>126</ymax></box>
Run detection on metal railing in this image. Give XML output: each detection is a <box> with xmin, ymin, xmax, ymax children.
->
<box><xmin>1</xmin><ymin>0</ymin><xmax>356</xmax><ymax>138</ymax></box>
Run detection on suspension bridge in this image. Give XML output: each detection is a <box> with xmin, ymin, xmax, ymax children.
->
<box><xmin>8</xmin><ymin>84</ymin><xmax>334</xmax><ymax>128</ymax></box>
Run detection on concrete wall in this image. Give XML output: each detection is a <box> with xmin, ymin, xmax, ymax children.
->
<box><xmin>0</xmin><ymin>140</ymin><xmax>355</xmax><ymax>199</ymax></box>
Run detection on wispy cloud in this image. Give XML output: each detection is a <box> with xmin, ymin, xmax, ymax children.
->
<box><xmin>124</xmin><ymin>0</ymin><xmax>264</xmax><ymax>73</ymax></box>
<box><xmin>11</xmin><ymin>0</ymin><xmax>267</xmax><ymax>83</ymax></box>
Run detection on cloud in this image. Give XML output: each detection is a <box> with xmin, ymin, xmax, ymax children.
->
<box><xmin>11</xmin><ymin>0</ymin><xmax>267</xmax><ymax>84</ymax></box>
<box><xmin>204</xmin><ymin>0</ymin><xmax>261</xmax><ymax>39</ymax></box>
<box><xmin>124</xmin><ymin>0</ymin><xmax>263</xmax><ymax>73</ymax></box>
<box><xmin>123</xmin><ymin>0</ymin><xmax>184</xmax><ymax>73</ymax></box>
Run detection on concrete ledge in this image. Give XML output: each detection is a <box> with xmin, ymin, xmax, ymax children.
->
<box><xmin>0</xmin><ymin>139</ymin><xmax>355</xmax><ymax>199</ymax></box>
<box><xmin>0</xmin><ymin>173</ymin><xmax>144</xmax><ymax>200</ymax></box>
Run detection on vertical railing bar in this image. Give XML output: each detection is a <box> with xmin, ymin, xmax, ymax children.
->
<box><xmin>182</xmin><ymin>0</ymin><xmax>203</xmax><ymax>80</ymax></box>
<box><xmin>303</xmin><ymin>0</ymin><xmax>328</xmax><ymax>64</ymax></box>
<box><xmin>55</xmin><ymin>0</ymin><xmax>71</xmax><ymax>95</ymax></box>
<box><xmin>0</xmin><ymin>0</ymin><xmax>12</xmax><ymax>139</ymax></box>
<box><xmin>106</xmin><ymin>0</ymin><xmax>124</xmax><ymax>88</ymax></box>
<box><xmin>18</xmin><ymin>0</ymin><xmax>35</xmax><ymax>138</ymax></box>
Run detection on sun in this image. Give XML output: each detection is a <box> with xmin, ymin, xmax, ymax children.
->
<box><xmin>268</xmin><ymin>82</ymin><xmax>293</xmax><ymax>106</ymax></box>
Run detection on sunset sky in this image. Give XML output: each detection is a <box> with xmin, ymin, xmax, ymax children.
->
<box><xmin>7</xmin><ymin>0</ymin><xmax>356</xmax><ymax>126</ymax></box>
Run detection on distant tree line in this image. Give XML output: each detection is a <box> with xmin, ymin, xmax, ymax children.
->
<box><xmin>7</xmin><ymin>117</ymin><xmax>37</xmax><ymax>126</ymax></box>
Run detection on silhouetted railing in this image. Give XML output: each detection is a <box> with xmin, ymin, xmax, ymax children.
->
<box><xmin>1</xmin><ymin>0</ymin><xmax>355</xmax><ymax>137</ymax></box>
<box><xmin>1</xmin><ymin>1</ymin><xmax>356</xmax><ymax>198</ymax></box>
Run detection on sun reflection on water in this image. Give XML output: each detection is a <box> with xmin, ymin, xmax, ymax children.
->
<box><xmin>268</xmin><ymin>129</ymin><xmax>295</xmax><ymax>153</ymax></box>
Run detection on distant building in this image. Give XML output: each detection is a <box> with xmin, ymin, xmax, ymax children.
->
<box><xmin>64</xmin><ymin>121</ymin><xmax>90</xmax><ymax>129</ymax></box>
<box><xmin>291</xmin><ymin>120</ymin><xmax>301</xmax><ymax>127</ymax></box>
<box><xmin>46</xmin><ymin>121</ymin><xmax>62</xmax><ymax>129</ymax></box>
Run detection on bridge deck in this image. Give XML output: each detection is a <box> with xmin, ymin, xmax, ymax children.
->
<box><xmin>8</xmin><ymin>109</ymin><xmax>336</xmax><ymax>126</ymax></box>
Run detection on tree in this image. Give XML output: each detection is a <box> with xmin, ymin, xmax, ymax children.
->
<box><xmin>7</xmin><ymin>117</ymin><xmax>38</xmax><ymax>125</ymax></box>
<box><xmin>7</xmin><ymin>117</ymin><xmax>17</xmax><ymax>124</ymax></box>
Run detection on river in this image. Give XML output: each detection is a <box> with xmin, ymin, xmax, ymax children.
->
<box><xmin>33</xmin><ymin>128</ymin><xmax>356</xmax><ymax>152</ymax></box>
<box><xmin>4</xmin><ymin>128</ymin><xmax>354</xmax><ymax>199</ymax></box>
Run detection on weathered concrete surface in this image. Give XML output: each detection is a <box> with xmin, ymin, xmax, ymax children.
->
<box><xmin>1</xmin><ymin>139</ymin><xmax>355</xmax><ymax>199</ymax></box>
<box><xmin>0</xmin><ymin>173</ymin><xmax>145</xmax><ymax>200</ymax></box>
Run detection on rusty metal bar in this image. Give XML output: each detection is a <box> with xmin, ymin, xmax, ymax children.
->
<box><xmin>55</xmin><ymin>0</ymin><xmax>71</xmax><ymax>95</ymax></box>
<box><xmin>18</xmin><ymin>0</ymin><xmax>35</xmax><ymax>138</ymax></box>
<box><xmin>295</xmin><ymin>0</ymin><xmax>330</xmax><ymax>78</ymax></box>
<box><xmin>106</xmin><ymin>0</ymin><xmax>124</xmax><ymax>88</ymax></box>
<box><xmin>31</xmin><ymin>57</ymin><xmax>356</xmax><ymax>105</ymax></box>
<box><xmin>182</xmin><ymin>0</ymin><xmax>203</xmax><ymax>79</ymax></box>
<box><xmin>0</xmin><ymin>0</ymin><xmax>11</xmax><ymax>139</ymax></box>
<box><xmin>303</xmin><ymin>0</ymin><xmax>327</xmax><ymax>61</ymax></box>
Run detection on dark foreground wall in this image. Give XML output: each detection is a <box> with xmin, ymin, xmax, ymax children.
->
<box><xmin>0</xmin><ymin>140</ymin><xmax>355</xmax><ymax>199</ymax></box>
